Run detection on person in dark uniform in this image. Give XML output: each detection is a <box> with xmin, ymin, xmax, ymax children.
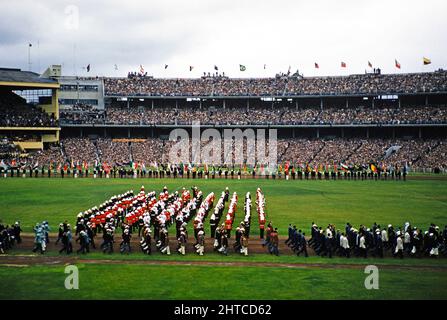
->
<box><xmin>120</xmin><ymin>228</ymin><xmax>132</xmax><ymax>254</ymax></box>
<box><xmin>374</xmin><ymin>229</ymin><xmax>383</xmax><ymax>258</ymax></box>
<box><xmin>223</xmin><ymin>188</ymin><xmax>229</xmax><ymax>202</ymax></box>
<box><xmin>13</xmin><ymin>222</ymin><xmax>22</xmax><ymax>244</ymax></box>
<box><xmin>138</xmin><ymin>217</ymin><xmax>144</xmax><ymax>237</ymax></box>
<box><xmin>219</xmin><ymin>231</ymin><xmax>229</xmax><ymax>256</ymax></box>
<box><xmin>55</xmin><ymin>223</ymin><xmax>64</xmax><ymax>244</ymax></box>
<box><xmin>285</xmin><ymin>224</ymin><xmax>293</xmax><ymax>245</ymax></box>
<box><xmin>86</xmin><ymin>223</ymin><xmax>96</xmax><ymax>249</ymax></box>
<box><xmin>59</xmin><ymin>231</ymin><xmax>71</xmax><ymax>254</ymax></box>
<box><xmin>214</xmin><ymin>226</ymin><xmax>222</xmax><ymax>251</ymax></box>
<box><xmin>297</xmin><ymin>232</ymin><xmax>309</xmax><ymax>257</ymax></box>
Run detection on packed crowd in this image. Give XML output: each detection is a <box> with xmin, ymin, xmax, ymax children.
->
<box><xmin>104</xmin><ymin>71</ymin><xmax>447</xmax><ymax>97</ymax></box>
<box><xmin>1</xmin><ymin>136</ymin><xmax>447</xmax><ymax>173</ymax></box>
<box><xmin>83</xmin><ymin>105</ymin><xmax>447</xmax><ymax>126</ymax></box>
<box><xmin>105</xmin><ymin>77</ymin><xmax>214</xmax><ymax>97</ymax></box>
<box><xmin>60</xmin><ymin>110</ymin><xmax>105</xmax><ymax>124</ymax></box>
<box><xmin>0</xmin><ymin>91</ymin><xmax>58</xmax><ymax>127</ymax></box>
<box><xmin>31</xmin><ymin>143</ymin><xmax>65</xmax><ymax>167</ymax></box>
<box><xmin>316</xmin><ymin>106</ymin><xmax>447</xmax><ymax>125</ymax></box>
<box><xmin>63</xmin><ymin>137</ymin><xmax>98</xmax><ymax>164</ymax></box>
<box><xmin>130</xmin><ymin>139</ymin><xmax>164</xmax><ymax>166</ymax></box>
<box><xmin>277</xmin><ymin>138</ymin><xmax>447</xmax><ymax>170</ymax></box>
<box><xmin>96</xmin><ymin>138</ymin><xmax>131</xmax><ymax>165</ymax></box>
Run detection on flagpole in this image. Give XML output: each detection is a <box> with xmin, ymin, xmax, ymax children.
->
<box><xmin>28</xmin><ymin>43</ymin><xmax>32</xmax><ymax>71</ymax></box>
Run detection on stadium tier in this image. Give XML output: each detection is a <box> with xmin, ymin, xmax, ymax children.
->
<box><xmin>1</xmin><ymin>68</ymin><xmax>447</xmax><ymax>174</ymax></box>
<box><xmin>103</xmin><ymin>71</ymin><xmax>447</xmax><ymax>97</ymax></box>
<box><xmin>1</xmin><ymin>137</ymin><xmax>446</xmax><ymax>174</ymax></box>
<box><xmin>59</xmin><ymin>105</ymin><xmax>447</xmax><ymax>125</ymax></box>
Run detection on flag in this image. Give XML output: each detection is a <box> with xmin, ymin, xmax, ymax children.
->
<box><xmin>164</xmin><ymin>64</ymin><xmax>168</xmax><ymax>69</ymax></box>
<box><xmin>86</xmin><ymin>64</ymin><xmax>90</xmax><ymax>72</ymax></box>
<box><xmin>239</xmin><ymin>64</ymin><xmax>246</xmax><ymax>71</ymax></box>
<box><xmin>368</xmin><ymin>61</ymin><xmax>373</xmax><ymax>68</ymax></box>
<box><xmin>140</xmin><ymin>64</ymin><xmax>145</xmax><ymax>74</ymax></box>
<box><xmin>314</xmin><ymin>62</ymin><xmax>319</xmax><ymax>69</ymax></box>
<box><xmin>395</xmin><ymin>59</ymin><xmax>401</xmax><ymax>69</ymax></box>
<box><xmin>214</xmin><ymin>65</ymin><xmax>218</xmax><ymax>71</ymax></box>
<box><xmin>287</xmin><ymin>65</ymin><xmax>291</xmax><ymax>75</ymax></box>
<box><xmin>189</xmin><ymin>66</ymin><xmax>194</xmax><ymax>71</ymax></box>
<box><xmin>114</xmin><ymin>64</ymin><xmax>118</xmax><ymax>70</ymax></box>
<box><xmin>341</xmin><ymin>61</ymin><xmax>347</xmax><ymax>68</ymax></box>
<box><xmin>423</xmin><ymin>57</ymin><xmax>431</xmax><ymax>65</ymax></box>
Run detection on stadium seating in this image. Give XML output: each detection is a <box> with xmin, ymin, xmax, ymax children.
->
<box><xmin>69</xmin><ymin>105</ymin><xmax>447</xmax><ymax>125</ymax></box>
<box><xmin>104</xmin><ymin>71</ymin><xmax>447</xmax><ymax>97</ymax></box>
<box><xmin>6</xmin><ymin>137</ymin><xmax>442</xmax><ymax>172</ymax></box>
<box><xmin>0</xmin><ymin>91</ymin><xmax>57</xmax><ymax>127</ymax></box>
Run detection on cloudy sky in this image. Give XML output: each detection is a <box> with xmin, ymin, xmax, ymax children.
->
<box><xmin>1</xmin><ymin>0</ymin><xmax>446</xmax><ymax>78</ymax></box>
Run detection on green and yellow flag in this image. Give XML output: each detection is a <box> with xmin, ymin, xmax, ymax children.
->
<box><xmin>423</xmin><ymin>57</ymin><xmax>431</xmax><ymax>65</ymax></box>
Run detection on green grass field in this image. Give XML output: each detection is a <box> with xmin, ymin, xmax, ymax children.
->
<box><xmin>1</xmin><ymin>177</ymin><xmax>446</xmax><ymax>234</ymax></box>
<box><xmin>1</xmin><ymin>177</ymin><xmax>447</xmax><ymax>300</ymax></box>
<box><xmin>1</xmin><ymin>263</ymin><xmax>447</xmax><ymax>300</ymax></box>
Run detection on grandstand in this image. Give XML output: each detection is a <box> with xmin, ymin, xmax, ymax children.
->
<box><xmin>0</xmin><ymin>67</ymin><xmax>60</xmax><ymax>162</ymax></box>
<box><xmin>1</xmin><ymin>67</ymin><xmax>447</xmax><ymax>173</ymax></box>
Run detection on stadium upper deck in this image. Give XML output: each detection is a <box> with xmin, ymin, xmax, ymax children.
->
<box><xmin>104</xmin><ymin>70</ymin><xmax>447</xmax><ymax>97</ymax></box>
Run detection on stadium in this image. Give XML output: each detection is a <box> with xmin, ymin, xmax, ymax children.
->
<box><xmin>1</xmin><ymin>0</ymin><xmax>447</xmax><ymax>305</ymax></box>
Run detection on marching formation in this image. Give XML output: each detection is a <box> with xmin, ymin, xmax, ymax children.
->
<box><xmin>285</xmin><ymin>222</ymin><xmax>447</xmax><ymax>259</ymax></box>
<box><xmin>2</xmin><ymin>186</ymin><xmax>447</xmax><ymax>260</ymax></box>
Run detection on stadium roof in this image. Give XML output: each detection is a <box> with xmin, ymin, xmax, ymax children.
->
<box><xmin>0</xmin><ymin>67</ymin><xmax>59</xmax><ymax>89</ymax></box>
